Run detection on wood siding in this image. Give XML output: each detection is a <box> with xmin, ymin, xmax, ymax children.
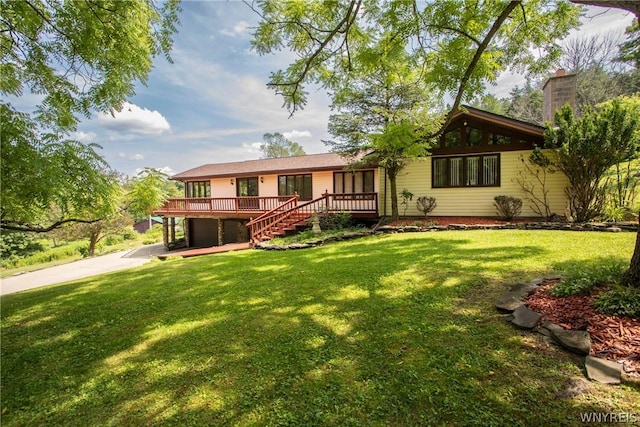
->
<box><xmin>381</xmin><ymin>150</ymin><xmax>569</xmax><ymax>218</ymax></box>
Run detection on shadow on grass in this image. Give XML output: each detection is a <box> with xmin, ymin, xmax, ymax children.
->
<box><xmin>1</xmin><ymin>231</ymin><xmax>637</xmax><ymax>425</ymax></box>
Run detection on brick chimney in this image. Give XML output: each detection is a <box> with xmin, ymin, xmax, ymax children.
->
<box><xmin>543</xmin><ymin>69</ymin><xmax>577</xmax><ymax>124</ymax></box>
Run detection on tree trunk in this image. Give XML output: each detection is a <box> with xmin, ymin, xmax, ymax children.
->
<box><xmin>389</xmin><ymin>173</ymin><xmax>399</xmax><ymax>221</ymax></box>
<box><xmin>622</xmin><ymin>214</ymin><xmax>640</xmax><ymax>287</ymax></box>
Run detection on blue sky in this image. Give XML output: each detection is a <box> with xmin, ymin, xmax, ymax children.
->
<box><xmin>70</xmin><ymin>1</ymin><xmax>635</xmax><ymax>177</ymax></box>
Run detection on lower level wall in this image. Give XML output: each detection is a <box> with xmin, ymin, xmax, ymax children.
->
<box><xmin>187</xmin><ymin>218</ymin><xmax>250</xmax><ymax>248</ymax></box>
<box><xmin>380</xmin><ymin>150</ymin><xmax>569</xmax><ymax>218</ymax></box>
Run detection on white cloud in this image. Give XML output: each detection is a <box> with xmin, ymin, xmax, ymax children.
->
<box><xmin>219</xmin><ymin>20</ymin><xmax>250</xmax><ymax>37</ymax></box>
<box><xmin>72</xmin><ymin>131</ymin><xmax>97</xmax><ymax>142</ymax></box>
<box><xmin>98</xmin><ymin>102</ymin><xmax>171</xmax><ymax>135</ymax></box>
<box><xmin>283</xmin><ymin>130</ymin><xmax>312</xmax><ymax>140</ymax></box>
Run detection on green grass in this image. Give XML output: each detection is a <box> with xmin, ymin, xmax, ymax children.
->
<box><xmin>1</xmin><ymin>230</ymin><xmax>638</xmax><ymax>426</ymax></box>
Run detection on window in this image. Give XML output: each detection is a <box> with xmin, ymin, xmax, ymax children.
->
<box><xmin>185</xmin><ymin>181</ymin><xmax>211</xmax><ymax>198</ymax></box>
<box><xmin>278</xmin><ymin>174</ymin><xmax>312</xmax><ymax>200</ymax></box>
<box><xmin>466</xmin><ymin>127</ymin><xmax>483</xmax><ymax>147</ymax></box>
<box><xmin>432</xmin><ymin>154</ymin><xmax>500</xmax><ymax>188</ymax></box>
<box><xmin>489</xmin><ymin>133</ymin><xmax>511</xmax><ymax>145</ymax></box>
<box><xmin>236</xmin><ymin>177</ymin><xmax>258</xmax><ymax>197</ymax></box>
<box><xmin>334</xmin><ymin>170</ymin><xmax>375</xmax><ymax>194</ymax></box>
<box><xmin>444</xmin><ymin>129</ymin><xmax>462</xmax><ymax>148</ymax></box>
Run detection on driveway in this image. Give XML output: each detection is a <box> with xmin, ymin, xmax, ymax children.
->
<box><xmin>0</xmin><ymin>243</ymin><xmax>167</xmax><ymax>296</ymax></box>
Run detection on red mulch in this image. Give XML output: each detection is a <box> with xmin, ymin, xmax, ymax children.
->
<box><xmin>525</xmin><ymin>280</ymin><xmax>640</xmax><ymax>377</ymax></box>
<box><xmin>389</xmin><ymin>217</ymin><xmax>532</xmax><ymax>227</ymax></box>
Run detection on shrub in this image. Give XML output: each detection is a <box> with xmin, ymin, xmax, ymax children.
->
<box><xmin>493</xmin><ymin>196</ymin><xmax>522</xmax><ymax>221</ymax></box>
<box><xmin>416</xmin><ymin>196</ymin><xmax>437</xmax><ymax>217</ymax></box>
<box><xmin>551</xmin><ymin>262</ymin><xmax>626</xmax><ymax>297</ymax></box>
<box><xmin>316</xmin><ymin>211</ymin><xmax>353</xmax><ymax>231</ymax></box>
<box><xmin>593</xmin><ymin>286</ymin><xmax>640</xmax><ymax>318</ymax></box>
<box><xmin>400</xmin><ymin>189</ymin><xmax>414</xmax><ymax>217</ymax></box>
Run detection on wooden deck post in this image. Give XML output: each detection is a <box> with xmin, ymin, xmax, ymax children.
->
<box><xmin>162</xmin><ymin>217</ymin><xmax>169</xmax><ymax>250</ymax></box>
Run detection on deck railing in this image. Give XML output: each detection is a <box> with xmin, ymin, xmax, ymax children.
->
<box><xmin>154</xmin><ymin>196</ymin><xmax>293</xmax><ymax>215</ymax></box>
<box><xmin>246</xmin><ymin>192</ymin><xmax>378</xmax><ymax>242</ymax></box>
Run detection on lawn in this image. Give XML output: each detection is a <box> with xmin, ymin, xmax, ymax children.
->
<box><xmin>1</xmin><ymin>230</ymin><xmax>638</xmax><ymax>426</ymax></box>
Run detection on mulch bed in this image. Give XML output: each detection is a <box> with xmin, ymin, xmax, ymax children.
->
<box><xmin>525</xmin><ymin>281</ymin><xmax>640</xmax><ymax>377</ymax></box>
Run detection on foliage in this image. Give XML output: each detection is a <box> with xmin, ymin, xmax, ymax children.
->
<box><xmin>416</xmin><ymin>196</ymin><xmax>437</xmax><ymax>218</ymax></box>
<box><xmin>0</xmin><ymin>232</ymin><xmax>43</xmax><ymax>259</ymax></box>
<box><xmin>127</xmin><ymin>168</ymin><xmax>171</xmax><ymax>220</ymax></box>
<box><xmin>493</xmin><ymin>196</ymin><xmax>523</xmax><ymax>221</ymax></box>
<box><xmin>325</xmin><ymin>40</ymin><xmax>437</xmax><ymax>220</ymax></box>
<box><xmin>315</xmin><ymin>211</ymin><xmax>353</xmax><ymax>231</ymax></box>
<box><xmin>515</xmin><ymin>152</ymin><xmax>558</xmax><ymax>219</ymax></box>
<box><xmin>1</xmin><ymin>106</ymin><xmax>120</xmax><ymax>232</ymax></box>
<box><xmin>1</xmin><ymin>231</ymin><xmax>637</xmax><ymax>425</ymax></box>
<box><xmin>540</xmin><ymin>97</ymin><xmax>640</xmax><ymax>222</ymax></box>
<box><xmin>551</xmin><ymin>261</ymin><xmax>627</xmax><ymax>297</ymax></box>
<box><xmin>593</xmin><ymin>286</ymin><xmax>640</xmax><ymax>318</ymax></box>
<box><xmin>399</xmin><ymin>189</ymin><xmax>414</xmax><ymax>218</ymax></box>
<box><xmin>0</xmin><ymin>0</ymin><xmax>180</xmax><ymax>232</ymax></box>
<box><xmin>250</xmin><ymin>0</ymin><xmax>580</xmax><ymax>133</ymax></box>
<box><xmin>1</xmin><ymin>0</ymin><xmax>180</xmax><ymax>132</ymax></box>
<box><xmin>260</xmin><ymin>132</ymin><xmax>306</xmax><ymax>158</ymax></box>
<box><xmin>618</xmin><ymin>18</ymin><xmax>640</xmax><ymax>68</ymax></box>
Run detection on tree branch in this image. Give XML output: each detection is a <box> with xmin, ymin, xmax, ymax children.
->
<box><xmin>1</xmin><ymin>217</ymin><xmax>103</xmax><ymax>233</ymax></box>
<box><xmin>429</xmin><ymin>0</ymin><xmax>520</xmax><ymax>139</ymax></box>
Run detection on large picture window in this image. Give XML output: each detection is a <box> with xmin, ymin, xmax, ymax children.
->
<box><xmin>432</xmin><ymin>154</ymin><xmax>500</xmax><ymax>188</ymax></box>
<box><xmin>278</xmin><ymin>174</ymin><xmax>312</xmax><ymax>200</ymax></box>
<box><xmin>334</xmin><ymin>170</ymin><xmax>375</xmax><ymax>194</ymax></box>
<box><xmin>185</xmin><ymin>181</ymin><xmax>211</xmax><ymax>198</ymax></box>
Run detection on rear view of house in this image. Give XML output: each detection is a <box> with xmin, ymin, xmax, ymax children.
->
<box><xmin>155</xmin><ymin>70</ymin><xmax>574</xmax><ymax>249</ymax></box>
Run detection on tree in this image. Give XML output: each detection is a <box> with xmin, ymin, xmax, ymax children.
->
<box><xmin>325</xmin><ymin>41</ymin><xmax>436</xmax><ymax>220</ymax></box>
<box><xmin>0</xmin><ymin>0</ymin><xmax>180</xmax><ymax>232</ymax></box>
<box><xmin>260</xmin><ymin>132</ymin><xmax>306</xmax><ymax>158</ymax></box>
<box><xmin>251</xmin><ymin>0</ymin><xmax>580</xmax><ymax>135</ymax></box>
<box><xmin>540</xmin><ymin>97</ymin><xmax>639</xmax><ymax>222</ymax></box>
<box><xmin>1</xmin><ymin>106</ymin><xmax>120</xmax><ymax>232</ymax></box>
<box><xmin>128</xmin><ymin>168</ymin><xmax>170</xmax><ymax>228</ymax></box>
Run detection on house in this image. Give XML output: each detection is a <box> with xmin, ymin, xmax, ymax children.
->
<box><xmin>133</xmin><ymin>216</ymin><xmax>163</xmax><ymax>234</ymax></box>
<box><xmin>154</xmin><ymin>152</ymin><xmax>381</xmax><ymax>247</ymax></box>
<box><xmin>155</xmin><ymin>70</ymin><xmax>574</xmax><ymax>248</ymax></box>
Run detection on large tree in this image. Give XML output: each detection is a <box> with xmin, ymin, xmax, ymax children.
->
<box><xmin>0</xmin><ymin>0</ymin><xmax>180</xmax><ymax>232</ymax></box>
<box><xmin>251</xmin><ymin>0</ymin><xmax>580</xmax><ymax>135</ymax></box>
<box><xmin>325</xmin><ymin>40</ymin><xmax>437</xmax><ymax>220</ymax></box>
<box><xmin>260</xmin><ymin>132</ymin><xmax>306</xmax><ymax>158</ymax></box>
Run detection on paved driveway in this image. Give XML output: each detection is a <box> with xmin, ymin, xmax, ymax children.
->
<box><xmin>0</xmin><ymin>244</ymin><xmax>167</xmax><ymax>296</ymax></box>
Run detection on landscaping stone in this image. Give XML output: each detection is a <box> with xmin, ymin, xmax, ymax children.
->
<box><xmin>508</xmin><ymin>281</ymin><xmax>539</xmax><ymax>298</ymax></box>
<box><xmin>553</xmin><ymin>378</ymin><xmax>590</xmax><ymax>399</ymax></box>
<box><xmin>495</xmin><ymin>292</ymin><xmax>525</xmax><ymax>313</ymax></box>
<box><xmin>545</xmin><ymin>322</ymin><xmax>591</xmax><ymax>355</ymax></box>
<box><xmin>585</xmin><ymin>356</ymin><xmax>622</xmax><ymax>384</ymax></box>
<box><xmin>510</xmin><ymin>305</ymin><xmax>542</xmax><ymax>329</ymax></box>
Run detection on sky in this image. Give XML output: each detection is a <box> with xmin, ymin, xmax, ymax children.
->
<box><xmin>67</xmin><ymin>1</ymin><xmax>636</xmax><ymax>178</ymax></box>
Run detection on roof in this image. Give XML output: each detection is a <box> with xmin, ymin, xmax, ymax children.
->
<box><xmin>172</xmin><ymin>152</ymin><xmax>369</xmax><ymax>181</ymax></box>
<box><xmin>451</xmin><ymin>106</ymin><xmax>545</xmax><ymax>137</ymax></box>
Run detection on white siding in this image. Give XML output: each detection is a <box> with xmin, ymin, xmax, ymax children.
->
<box><xmin>380</xmin><ymin>150</ymin><xmax>569</xmax><ymax>218</ymax></box>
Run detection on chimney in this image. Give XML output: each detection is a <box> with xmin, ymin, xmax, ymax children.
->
<box><xmin>542</xmin><ymin>69</ymin><xmax>577</xmax><ymax>124</ymax></box>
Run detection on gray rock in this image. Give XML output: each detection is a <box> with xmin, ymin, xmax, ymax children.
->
<box><xmin>554</xmin><ymin>378</ymin><xmax>590</xmax><ymax>398</ymax></box>
<box><xmin>545</xmin><ymin>322</ymin><xmax>591</xmax><ymax>355</ymax></box>
<box><xmin>585</xmin><ymin>356</ymin><xmax>622</xmax><ymax>384</ymax></box>
<box><xmin>510</xmin><ymin>305</ymin><xmax>542</xmax><ymax>329</ymax></box>
<box><xmin>508</xmin><ymin>282</ymin><xmax>540</xmax><ymax>298</ymax></box>
<box><xmin>495</xmin><ymin>292</ymin><xmax>525</xmax><ymax>313</ymax></box>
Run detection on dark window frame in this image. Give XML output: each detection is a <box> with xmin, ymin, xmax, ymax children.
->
<box><xmin>185</xmin><ymin>181</ymin><xmax>211</xmax><ymax>198</ymax></box>
<box><xmin>278</xmin><ymin>174</ymin><xmax>313</xmax><ymax>200</ymax></box>
<box><xmin>432</xmin><ymin>154</ymin><xmax>501</xmax><ymax>188</ymax></box>
<box><xmin>333</xmin><ymin>170</ymin><xmax>375</xmax><ymax>194</ymax></box>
